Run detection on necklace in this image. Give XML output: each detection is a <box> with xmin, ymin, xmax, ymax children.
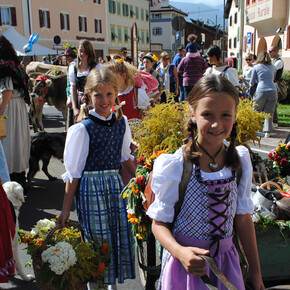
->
<box><xmin>195</xmin><ymin>138</ymin><xmax>223</xmax><ymax>172</ymax></box>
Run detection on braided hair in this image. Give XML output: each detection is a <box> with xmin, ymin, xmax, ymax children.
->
<box><xmin>184</xmin><ymin>74</ymin><xmax>241</xmax><ymax>170</ymax></box>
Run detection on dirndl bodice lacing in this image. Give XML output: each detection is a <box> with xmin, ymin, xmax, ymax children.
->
<box><xmin>173</xmin><ymin>164</ymin><xmax>238</xmax><ymax>257</ymax></box>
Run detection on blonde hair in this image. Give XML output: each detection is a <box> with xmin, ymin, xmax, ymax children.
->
<box><xmin>187</xmin><ymin>34</ymin><xmax>197</xmax><ymax>43</ymax></box>
<box><xmin>103</xmin><ymin>59</ymin><xmax>140</xmax><ymax>88</ymax></box>
<box><xmin>256</xmin><ymin>51</ymin><xmax>272</xmax><ymax>65</ymax></box>
<box><xmin>77</xmin><ymin>40</ymin><xmax>97</xmax><ymax>69</ymax></box>
<box><xmin>160</xmin><ymin>51</ymin><xmax>170</xmax><ymax>60</ymax></box>
<box><xmin>84</xmin><ymin>68</ymin><xmax>123</xmax><ymax>120</ymax></box>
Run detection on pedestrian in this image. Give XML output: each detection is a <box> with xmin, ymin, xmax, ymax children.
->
<box><xmin>120</xmin><ymin>47</ymin><xmax>132</xmax><ymax>64</ymax></box>
<box><xmin>185</xmin><ymin>34</ymin><xmax>200</xmax><ymax>56</ymax></box>
<box><xmin>250</xmin><ymin>51</ymin><xmax>277</xmax><ymax>138</ymax></box>
<box><xmin>0</xmin><ymin>35</ymin><xmax>30</xmax><ymax>190</ymax></box>
<box><xmin>147</xmin><ymin>74</ymin><xmax>264</xmax><ymax>290</ymax></box>
<box><xmin>173</xmin><ymin>47</ymin><xmax>186</xmax><ymax>102</ymax></box>
<box><xmin>58</xmin><ymin>68</ymin><xmax>136</xmax><ymax>289</ymax></box>
<box><xmin>104</xmin><ymin>59</ymin><xmax>150</xmax><ymax>120</ymax></box>
<box><xmin>142</xmin><ymin>54</ymin><xmax>162</xmax><ymax>104</ymax></box>
<box><xmin>42</xmin><ymin>56</ymin><xmax>50</xmax><ymax>64</ymax></box>
<box><xmin>205</xmin><ymin>45</ymin><xmax>240</xmax><ymax>88</ymax></box>
<box><xmin>269</xmin><ymin>45</ymin><xmax>284</xmax><ymax>127</ymax></box>
<box><xmin>62</xmin><ymin>43</ymin><xmax>77</xmax><ymax>127</ymax></box>
<box><xmin>138</xmin><ymin>51</ymin><xmax>145</xmax><ymax>70</ymax></box>
<box><xmin>177</xmin><ymin>46</ymin><xmax>208</xmax><ymax>100</ymax></box>
<box><xmin>157</xmin><ymin>51</ymin><xmax>179</xmax><ymax>103</ymax></box>
<box><xmin>239</xmin><ymin>53</ymin><xmax>256</xmax><ymax>97</ymax></box>
<box><xmin>69</xmin><ymin>39</ymin><xmax>101</xmax><ymax>121</ymax></box>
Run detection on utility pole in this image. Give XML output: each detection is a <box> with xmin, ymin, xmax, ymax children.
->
<box><xmin>222</xmin><ymin>0</ymin><xmax>226</xmax><ymax>60</ymax></box>
<box><xmin>238</xmin><ymin>0</ymin><xmax>244</xmax><ymax>70</ymax></box>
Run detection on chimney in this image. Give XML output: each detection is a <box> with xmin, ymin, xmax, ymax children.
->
<box><xmin>161</xmin><ymin>0</ymin><xmax>169</xmax><ymax>7</ymax></box>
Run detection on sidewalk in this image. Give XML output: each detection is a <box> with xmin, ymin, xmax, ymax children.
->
<box><xmin>255</xmin><ymin>126</ymin><xmax>289</xmax><ymax>150</ymax></box>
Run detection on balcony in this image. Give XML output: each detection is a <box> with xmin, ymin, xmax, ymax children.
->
<box><xmin>245</xmin><ymin>0</ymin><xmax>287</xmax><ymax>35</ymax></box>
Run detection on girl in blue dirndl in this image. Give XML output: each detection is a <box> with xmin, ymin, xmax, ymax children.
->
<box><xmin>58</xmin><ymin>68</ymin><xmax>136</xmax><ymax>288</ymax></box>
<box><xmin>147</xmin><ymin>75</ymin><xmax>264</xmax><ymax>290</ymax></box>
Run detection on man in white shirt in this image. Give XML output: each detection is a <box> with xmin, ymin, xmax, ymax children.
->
<box><xmin>269</xmin><ymin>45</ymin><xmax>284</xmax><ymax>126</ymax></box>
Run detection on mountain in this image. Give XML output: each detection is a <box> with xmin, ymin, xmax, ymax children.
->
<box><xmin>170</xmin><ymin>1</ymin><xmax>225</xmax><ymax>27</ymax></box>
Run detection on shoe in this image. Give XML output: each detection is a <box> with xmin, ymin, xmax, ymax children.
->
<box><xmin>264</xmin><ymin>133</ymin><xmax>271</xmax><ymax>138</ymax></box>
<box><xmin>256</xmin><ymin>132</ymin><xmax>265</xmax><ymax>138</ymax></box>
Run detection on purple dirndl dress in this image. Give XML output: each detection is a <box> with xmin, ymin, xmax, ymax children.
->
<box><xmin>147</xmin><ymin>147</ymin><xmax>254</xmax><ymax>290</ymax></box>
<box><xmin>74</xmin><ymin>114</ymin><xmax>135</xmax><ymax>285</ymax></box>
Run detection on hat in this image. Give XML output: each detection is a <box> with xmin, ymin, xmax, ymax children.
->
<box><xmin>61</xmin><ymin>41</ymin><xmax>77</xmax><ymax>58</ymax></box>
<box><xmin>142</xmin><ymin>54</ymin><xmax>155</xmax><ymax>63</ymax></box>
<box><xmin>186</xmin><ymin>42</ymin><xmax>199</xmax><ymax>53</ymax></box>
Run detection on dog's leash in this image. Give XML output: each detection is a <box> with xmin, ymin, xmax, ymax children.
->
<box><xmin>199</xmin><ymin>255</ymin><xmax>238</xmax><ymax>290</ymax></box>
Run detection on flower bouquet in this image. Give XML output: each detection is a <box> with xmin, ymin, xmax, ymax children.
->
<box><xmin>268</xmin><ymin>143</ymin><xmax>290</xmax><ymax>178</ymax></box>
<box><xmin>18</xmin><ymin>219</ymin><xmax>110</xmax><ymax>290</ymax></box>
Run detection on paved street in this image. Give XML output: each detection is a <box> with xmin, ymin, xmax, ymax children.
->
<box><xmin>1</xmin><ymin>105</ymin><xmax>289</xmax><ymax>289</ymax></box>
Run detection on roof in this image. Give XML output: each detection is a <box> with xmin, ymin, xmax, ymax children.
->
<box><xmin>151</xmin><ymin>2</ymin><xmax>188</xmax><ymax>17</ymax></box>
<box><xmin>2</xmin><ymin>27</ymin><xmax>56</xmax><ymax>56</ymax></box>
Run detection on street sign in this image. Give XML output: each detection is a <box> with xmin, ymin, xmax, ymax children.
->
<box><xmin>247</xmin><ymin>32</ymin><xmax>252</xmax><ymax>50</ymax></box>
<box><xmin>53</xmin><ymin>44</ymin><xmax>63</xmax><ymax>50</ymax></box>
<box><xmin>172</xmin><ymin>16</ymin><xmax>186</xmax><ymax>31</ymax></box>
<box><xmin>176</xmin><ymin>32</ymin><xmax>180</xmax><ymax>42</ymax></box>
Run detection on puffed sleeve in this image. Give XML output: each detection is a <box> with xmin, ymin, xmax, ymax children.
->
<box><xmin>68</xmin><ymin>63</ymin><xmax>76</xmax><ymax>86</ymax></box>
<box><xmin>226</xmin><ymin>68</ymin><xmax>240</xmax><ymax>87</ymax></box>
<box><xmin>121</xmin><ymin>115</ymin><xmax>134</xmax><ymax>162</ymax></box>
<box><xmin>136</xmin><ymin>87</ymin><xmax>150</xmax><ymax>109</ymax></box>
<box><xmin>61</xmin><ymin>123</ymin><xmax>89</xmax><ymax>183</ymax></box>
<box><xmin>236</xmin><ymin>146</ymin><xmax>254</xmax><ymax>215</ymax></box>
<box><xmin>0</xmin><ymin>76</ymin><xmax>13</xmax><ymax>93</ymax></box>
<box><xmin>146</xmin><ymin>149</ymin><xmax>184</xmax><ymax>223</ymax></box>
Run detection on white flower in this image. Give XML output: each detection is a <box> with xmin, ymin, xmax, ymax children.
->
<box><xmin>127</xmin><ymin>207</ymin><xmax>135</xmax><ymax>215</ymax></box>
<box><xmin>31</xmin><ymin>219</ymin><xmax>56</xmax><ymax>238</ymax></box>
<box><xmin>41</xmin><ymin>242</ymin><xmax>77</xmax><ymax>275</ymax></box>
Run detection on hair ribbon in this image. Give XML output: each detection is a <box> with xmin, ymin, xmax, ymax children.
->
<box><xmin>114</xmin><ymin>101</ymin><xmax>126</xmax><ymax>110</ymax></box>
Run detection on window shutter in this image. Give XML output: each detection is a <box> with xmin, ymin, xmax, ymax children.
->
<box><xmin>251</xmin><ymin>33</ymin><xmax>254</xmax><ymax>51</ymax></box>
<box><xmin>93</xmin><ymin>0</ymin><xmax>96</xmax><ymax>3</ymax></box>
<box><xmin>11</xmin><ymin>7</ymin><xmax>17</xmax><ymax>26</ymax></box>
<box><xmin>152</xmin><ymin>28</ymin><xmax>156</xmax><ymax>35</ymax></box>
<box><xmin>39</xmin><ymin>10</ymin><xmax>44</xmax><ymax>28</ymax></box>
<box><xmin>0</xmin><ymin>8</ymin><xmax>2</xmax><ymax>26</ymax></box>
<box><xmin>94</xmin><ymin>19</ymin><xmax>97</xmax><ymax>33</ymax></box>
<box><xmin>67</xmin><ymin>14</ymin><xmax>70</xmax><ymax>30</ymax></box>
<box><xmin>287</xmin><ymin>26</ymin><xmax>290</xmax><ymax>49</ymax></box>
<box><xmin>47</xmin><ymin>11</ymin><xmax>51</xmax><ymax>28</ymax></box>
<box><xmin>243</xmin><ymin>35</ymin><xmax>247</xmax><ymax>52</ymax></box>
<box><xmin>99</xmin><ymin>20</ymin><xmax>102</xmax><ymax>33</ymax></box>
<box><xmin>160</xmin><ymin>28</ymin><xmax>162</xmax><ymax>34</ymax></box>
<box><xmin>79</xmin><ymin>16</ymin><xmax>81</xmax><ymax>31</ymax></box>
<box><xmin>60</xmin><ymin>13</ymin><xmax>64</xmax><ymax>30</ymax></box>
<box><xmin>84</xmin><ymin>17</ymin><xmax>87</xmax><ymax>32</ymax></box>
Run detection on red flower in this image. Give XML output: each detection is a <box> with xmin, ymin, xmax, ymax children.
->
<box><xmin>268</xmin><ymin>152</ymin><xmax>273</xmax><ymax>159</ymax></box>
<box><xmin>101</xmin><ymin>242</ymin><xmax>108</xmax><ymax>255</ymax></box>
<box><xmin>137</xmin><ymin>156</ymin><xmax>146</xmax><ymax>166</ymax></box>
<box><xmin>22</xmin><ymin>236</ymin><xmax>27</xmax><ymax>244</ymax></box>
<box><xmin>99</xmin><ymin>262</ymin><xmax>105</xmax><ymax>273</ymax></box>
<box><xmin>273</xmin><ymin>153</ymin><xmax>281</xmax><ymax>162</ymax></box>
<box><xmin>280</xmin><ymin>158</ymin><xmax>288</xmax><ymax>167</ymax></box>
<box><xmin>136</xmin><ymin>175</ymin><xmax>146</xmax><ymax>187</ymax></box>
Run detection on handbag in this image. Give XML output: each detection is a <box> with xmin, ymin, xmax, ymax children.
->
<box><xmin>0</xmin><ymin>117</ymin><xmax>7</xmax><ymax>140</ymax></box>
<box><xmin>275</xmin><ymin>79</ymin><xmax>288</xmax><ymax>101</ymax></box>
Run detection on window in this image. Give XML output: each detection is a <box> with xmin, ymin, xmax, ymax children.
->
<box><xmin>130</xmin><ymin>5</ymin><xmax>135</xmax><ymax>18</ymax></box>
<box><xmin>124</xmin><ymin>28</ymin><xmax>130</xmax><ymax>42</ymax></box>
<box><xmin>229</xmin><ymin>38</ymin><xmax>232</xmax><ymax>49</ymax></box>
<box><xmin>93</xmin><ymin>0</ymin><xmax>101</xmax><ymax>3</ymax></box>
<box><xmin>136</xmin><ymin>7</ymin><xmax>139</xmax><ymax>19</ymax></box>
<box><xmin>152</xmin><ymin>13</ymin><xmax>161</xmax><ymax>18</ymax></box>
<box><xmin>109</xmin><ymin>0</ymin><xmax>116</xmax><ymax>13</ymax></box>
<box><xmin>95</xmin><ymin>18</ymin><xmax>102</xmax><ymax>33</ymax></box>
<box><xmin>141</xmin><ymin>9</ymin><xmax>144</xmax><ymax>20</ymax></box>
<box><xmin>39</xmin><ymin>9</ymin><xmax>50</xmax><ymax>28</ymax></box>
<box><xmin>118</xmin><ymin>27</ymin><xmax>122</xmax><ymax>41</ymax></box>
<box><xmin>229</xmin><ymin>16</ymin><xmax>232</xmax><ymax>26</ymax></box>
<box><xmin>141</xmin><ymin>31</ymin><xmax>144</xmax><ymax>43</ymax></box>
<box><xmin>246</xmin><ymin>0</ymin><xmax>250</xmax><ymax>5</ymax></box>
<box><xmin>234</xmin><ymin>37</ymin><xmax>237</xmax><ymax>48</ymax></box>
<box><xmin>78</xmin><ymin>16</ymin><xmax>87</xmax><ymax>32</ymax></box>
<box><xmin>146</xmin><ymin>31</ymin><xmax>150</xmax><ymax>44</ymax></box>
<box><xmin>234</xmin><ymin>12</ymin><xmax>237</xmax><ymax>24</ymax></box>
<box><xmin>146</xmin><ymin>10</ymin><xmax>149</xmax><ymax>21</ymax></box>
<box><xmin>117</xmin><ymin>3</ymin><xmax>121</xmax><ymax>15</ymax></box>
<box><xmin>122</xmin><ymin>4</ymin><xmax>129</xmax><ymax>17</ymax></box>
<box><xmin>153</xmin><ymin>27</ymin><xmax>162</xmax><ymax>35</ymax></box>
<box><xmin>0</xmin><ymin>7</ymin><xmax>17</xmax><ymax>26</ymax></box>
<box><xmin>60</xmin><ymin>13</ymin><xmax>70</xmax><ymax>30</ymax></box>
<box><xmin>111</xmin><ymin>26</ymin><xmax>118</xmax><ymax>41</ymax></box>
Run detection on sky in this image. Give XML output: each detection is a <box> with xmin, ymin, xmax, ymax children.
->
<box><xmin>170</xmin><ymin>0</ymin><xmax>224</xmax><ymax>7</ymax></box>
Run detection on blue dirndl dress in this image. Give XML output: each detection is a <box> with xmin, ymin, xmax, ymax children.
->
<box><xmin>75</xmin><ymin>114</ymin><xmax>135</xmax><ymax>285</ymax></box>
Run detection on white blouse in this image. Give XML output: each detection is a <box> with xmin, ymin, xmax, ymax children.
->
<box><xmin>205</xmin><ymin>65</ymin><xmax>240</xmax><ymax>87</ymax></box>
<box><xmin>68</xmin><ymin>63</ymin><xmax>103</xmax><ymax>86</ymax></box>
<box><xmin>147</xmin><ymin>146</ymin><xmax>254</xmax><ymax>223</ymax></box>
<box><xmin>118</xmin><ymin>85</ymin><xmax>150</xmax><ymax>110</ymax></box>
<box><xmin>62</xmin><ymin>110</ymin><xmax>133</xmax><ymax>183</ymax></box>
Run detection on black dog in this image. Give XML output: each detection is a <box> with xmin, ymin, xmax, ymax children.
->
<box><xmin>27</xmin><ymin>132</ymin><xmax>66</xmax><ymax>184</ymax></box>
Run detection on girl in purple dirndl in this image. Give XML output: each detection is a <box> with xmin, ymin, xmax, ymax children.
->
<box><xmin>147</xmin><ymin>74</ymin><xmax>264</xmax><ymax>290</ymax></box>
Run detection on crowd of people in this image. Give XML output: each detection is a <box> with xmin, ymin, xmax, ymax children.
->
<box><xmin>0</xmin><ymin>32</ymin><xmax>286</xmax><ymax>289</ymax></box>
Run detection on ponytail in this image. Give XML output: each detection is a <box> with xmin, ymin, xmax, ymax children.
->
<box><xmin>184</xmin><ymin>119</ymin><xmax>201</xmax><ymax>162</ymax></box>
<box><xmin>114</xmin><ymin>97</ymin><xmax>123</xmax><ymax>120</ymax></box>
<box><xmin>225</xmin><ymin>122</ymin><xmax>240</xmax><ymax>169</ymax></box>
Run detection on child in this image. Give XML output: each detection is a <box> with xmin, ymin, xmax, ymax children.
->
<box><xmin>104</xmin><ymin>59</ymin><xmax>151</xmax><ymax>120</ymax></box>
<box><xmin>185</xmin><ymin>34</ymin><xmax>201</xmax><ymax>58</ymax></box>
<box><xmin>58</xmin><ymin>68</ymin><xmax>136</xmax><ymax>288</ymax></box>
<box><xmin>147</xmin><ymin>74</ymin><xmax>264</xmax><ymax>289</ymax></box>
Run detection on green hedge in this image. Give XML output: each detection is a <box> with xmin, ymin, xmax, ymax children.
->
<box><xmin>281</xmin><ymin>71</ymin><xmax>290</xmax><ymax>104</ymax></box>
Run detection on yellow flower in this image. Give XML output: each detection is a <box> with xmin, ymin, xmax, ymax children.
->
<box><xmin>128</xmin><ymin>217</ymin><xmax>139</xmax><ymax>224</ymax></box>
<box><xmin>122</xmin><ymin>192</ymin><xmax>130</xmax><ymax>199</ymax></box>
<box><xmin>136</xmin><ymin>234</ymin><xmax>143</xmax><ymax>240</ymax></box>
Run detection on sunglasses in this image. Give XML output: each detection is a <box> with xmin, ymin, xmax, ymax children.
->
<box><xmin>269</xmin><ymin>50</ymin><xmax>273</xmax><ymax>53</ymax></box>
<box><xmin>245</xmin><ymin>59</ymin><xmax>252</xmax><ymax>61</ymax></box>
<box><xmin>122</xmin><ymin>51</ymin><xmax>128</xmax><ymax>54</ymax></box>
<box><xmin>164</xmin><ymin>57</ymin><xmax>170</xmax><ymax>60</ymax></box>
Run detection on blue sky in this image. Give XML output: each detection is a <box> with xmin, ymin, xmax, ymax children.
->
<box><xmin>171</xmin><ymin>0</ymin><xmax>223</xmax><ymax>7</ymax></box>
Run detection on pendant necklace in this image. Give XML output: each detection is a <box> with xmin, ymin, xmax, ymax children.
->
<box><xmin>195</xmin><ymin>138</ymin><xmax>224</xmax><ymax>172</ymax></box>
